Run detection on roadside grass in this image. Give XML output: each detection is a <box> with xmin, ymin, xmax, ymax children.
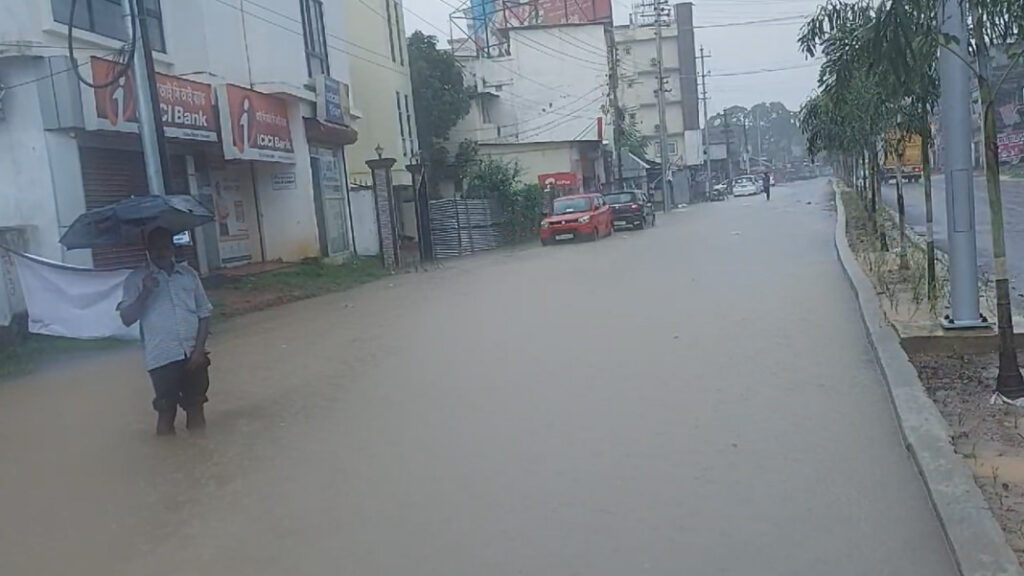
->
<box><xmin>208</xmin><ymin>257</ymin><xmax>387</xmax><ymax>319</ymax></box>
<box><xmin>0</xmin><ymin>335</ymin><xmax>128</xmax><ymax>381</ymax></box>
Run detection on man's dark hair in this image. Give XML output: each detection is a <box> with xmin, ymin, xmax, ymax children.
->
<box><xmin>146</xmin><ymin>227</ymin><xmax>174</xmax><ymax>248</ymax></box>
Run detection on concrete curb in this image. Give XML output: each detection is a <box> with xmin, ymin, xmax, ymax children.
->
<box><xmin>833</xmin><ymin>183</ymin><xmax>1024</xmax><ymax>576</ymax></box>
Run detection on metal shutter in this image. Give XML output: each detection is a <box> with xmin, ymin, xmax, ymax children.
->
<box><xmin>80</xmin><ymin>148</ymin><xmax>198</xmax><ymax>270</ymax></box>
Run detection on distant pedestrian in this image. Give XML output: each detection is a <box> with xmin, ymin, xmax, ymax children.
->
<box><xmin>763</xmin><ymin>172</ymin><xmax>771</xmax><ymax>201</ymax></box>
<box><xmin>118</xmin><ymin>227</ymin><xmax>213</xmax><ymax>436</ymax></box>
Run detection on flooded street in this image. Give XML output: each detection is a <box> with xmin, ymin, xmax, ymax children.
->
<box><xmin>0</xmin><ymin>179</ymin><xmax>955</xmax><ymax>575</ymax></box>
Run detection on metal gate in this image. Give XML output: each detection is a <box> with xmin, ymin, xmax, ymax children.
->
<box><xmin>428</xmin><ymin>198</ymin><xmax>504</xmax><ymax>258</ymax></box>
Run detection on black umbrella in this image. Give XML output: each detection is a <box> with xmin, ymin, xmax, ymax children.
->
<box><xmin>60</xmin><ymin>195</ymin><xmax>214</xmax><ymax>250</ymax></box>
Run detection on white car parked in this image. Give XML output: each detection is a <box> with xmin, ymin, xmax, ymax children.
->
<box><xmin>731</xmin><ymin>176</ymin><xmax>761</xmax><ymax>197</ymax></box>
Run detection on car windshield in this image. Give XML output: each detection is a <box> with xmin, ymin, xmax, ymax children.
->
<box><xmin>553</xmin><ymin>198</ymin><xmax>592</xmax><ymax>215</ymax></box>
<box><xmin>604</xmin><ymin>193</ymin><xmax>637</xmax><ymax>205</ymax></box>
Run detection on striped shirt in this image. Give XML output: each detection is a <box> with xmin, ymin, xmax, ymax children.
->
<box><xmin>118</xmin><ymin>262</ymin><xmax>213</xmax><ymax>371</ymax></box>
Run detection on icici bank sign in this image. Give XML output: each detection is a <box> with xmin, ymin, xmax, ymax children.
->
<box><xmin>216</xmin><ymin>84</ymin><xmax>296</xmax><ymax>164</ymax></box>
<box><xmin>85</xmin><ymin>57</ymin><xmax>218</xmax><ymax>142</ymax></box>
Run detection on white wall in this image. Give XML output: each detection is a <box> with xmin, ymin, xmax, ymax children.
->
<box><xmin>479</xmin><ymin>142</ymin><xmax>574</xmax><ymax>184</ymax></box>
<box><xmin>491</xmin><ymin>25</ymin><xmax>609</xmax><ymax>145</ymax></box>
<box><xmin>344</xmin><ymin>0</ymin><xmax>417</xmax><ymax>187</ymax></box>
<box><xmin>0</xmin><ymin>58</ymin><xmax>64</xmax><ymax>261</ymax></box>
<box><xmin>253</xmin><ymin>100</ymin><xmax>322</xmax><ymax>262</ymax></box>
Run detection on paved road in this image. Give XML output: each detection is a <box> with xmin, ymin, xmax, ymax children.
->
<box><xmin>880</xmin><ymin>175</ymin><xmax>1024</xmax><ymax>311</ymax></box>
<box><xmin>0</xmin><ymin>179</ymin><xmax>956</xmax><ymax>575</ymax></box>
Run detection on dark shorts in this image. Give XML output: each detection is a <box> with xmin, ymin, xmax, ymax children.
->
<box><xmin>148</xmin><ymin>355</ymin><xmax>211</xmax><ymax>412</ymax></box>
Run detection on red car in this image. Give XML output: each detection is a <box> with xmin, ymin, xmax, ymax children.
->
<box><xmin>540</xmin><ymin>194</ymin><xmax>614</xmax><ymax>245</ymax></box>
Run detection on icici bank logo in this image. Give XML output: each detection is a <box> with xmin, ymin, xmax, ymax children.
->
<box><xmin>234</xmin><ymin>96</ymin><xmax>251</xmax><ymax>153</ymax></box>
<box><xmin>104</xmin><ymin>74</ymin><xmax>129</xmax><ymax>126</ymax></box>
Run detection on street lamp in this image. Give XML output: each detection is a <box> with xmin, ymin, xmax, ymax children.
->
<box><xmin>375</xmin><ymin>143</ymin><xmax>384</xmax><ymax>159</ymax></box>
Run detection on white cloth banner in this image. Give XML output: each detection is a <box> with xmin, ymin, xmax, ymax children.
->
<box><xmin>7</xmin><ymin>250</ymin><xmax>140</xmax><ymax>341</ymax></box>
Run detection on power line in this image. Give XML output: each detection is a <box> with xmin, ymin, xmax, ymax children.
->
<box><xmin>457</xmin><ymin>85</ymin><xmax>607</xmax><ymax>133</ymax></box>
<box><xmin>208</xmin><ymin>0</ymin><xmax>401</xmax><ymax>75</ymax></box>
<box><xmin>477</xmin><ymin>92</ymin><xmax>606</xmax><ymax>143</ymax></box>
<box><xmin>1</xmin><ymin>48</ymin><xmax>125</xmax><ymax>92</ymax></box>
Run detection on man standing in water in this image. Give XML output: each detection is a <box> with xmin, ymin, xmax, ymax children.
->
<box><xmin>762</xmin><ymin>172</ymin><xmax>771</xmax><ymax>201</ymax></box>
<box><xmin>118</xmin><ymin>227</ymin><xmax>213</xmax><ymax>436</ymax></box>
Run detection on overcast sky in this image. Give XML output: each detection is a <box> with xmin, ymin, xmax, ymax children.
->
<box><xmin>402</xmin><ymin>0</ymin><xmax>823</xmax><ymax>115</ymax></box>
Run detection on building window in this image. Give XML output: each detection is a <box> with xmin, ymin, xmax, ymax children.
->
<box><xmin>667</xmin><ymin>141</ymin><xmax>678</xmax><ymax>156</ymax></box>
<box><xmin>404</xmin><ymin>93</ymin><xmax>415</xmax><ymax>155</ymax></box>
<box><xmin>385</xmin><ymin>0</ymin><xmax>397</xmax><ymax>63</ymax></box>
<box><xmin>300</xmin><ymin>0</ymin><xmax>330</xmax><ymax>78</ymax></box>
<box><xmin>397</xmin><ymin>92</ymin><xmax>407</xmax><ymax>157</ymax></box>
<box><xmin>395</xmin><ymin>1</ymin><xmax>405</xmax><ymax>66</ymax></box>
<box><xmin>53</xmin><ymin>0</ymin><xmax>165</xmax><ymax>52</ymax></box>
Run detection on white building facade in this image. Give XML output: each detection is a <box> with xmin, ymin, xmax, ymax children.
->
<box><xmin>344</xmin><ymin>0</ymin><xmax>420</xmax><ymax>242</ymax></box>
<box><xmin>0</xmin><ymin>0</ymin><xmax>364</xmax><ymax>332</ymax></box>
<box><xmin>614</xmin><ymin>2</ymin><xmax>702</xmax><ymax>200</ymax></box>
<box><xmin>445</xmin><ymin>23</ymin><xmax>612</xmax><ymax>195</ymax></box>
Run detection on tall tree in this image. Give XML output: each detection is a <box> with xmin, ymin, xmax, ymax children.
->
<box><xmin>868</xmin><ymin>0</ymin><xmax>941</xmax><ymax>296</ymax></box>
<box><xmin>969</xmin><ymin>2</ymin><xmax>1024</xmax><ymax>399</ymax></box>
<box><xmin>408</xmin><ymin>31</ymin><xmax>473</xmax><ymax>182</ymax></box>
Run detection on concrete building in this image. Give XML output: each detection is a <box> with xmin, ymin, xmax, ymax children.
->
<box><xmin>443</xmin><ymin>22</ymin><xmax>611</xmax><ymax>196</ymax></box>
<box><xmin>614</xmin><ymin>2</ymin><xmax>702</xmax><ymax>200</ymax></box>
<box><xmin>344</xmin><ymin>0</ymin><xmax>420</xmax><ymax>241</ymax></box>
<box><xmin>0</xmin><ymin>0</ymin><xmax>363</xmax><ymax>333</ymax></box>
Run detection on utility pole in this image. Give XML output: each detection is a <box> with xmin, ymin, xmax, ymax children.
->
<box><xmin>654</xmin><ymin>0</ymin><xmax>670</xmax><ymax>212</ymax></box>
<box><xmin>120</xmin><ymin>0</ymin><xmax>169</xmax><ymax>196</ymax></box>
<box><xmin>699</xmin><ymin>45</ymin><xmax>711</xmax><ymax>193</ymax></box>
<box><xmin>755</xmin><ymin>107</ymin><xmax>763</xmax><ymax>161</ymax></box>
<box><xmin>606</xmin><ymin>25</ymin><xmax>623</xmax><ymax>185</ymax></box>
<box><xmin>937</xmin><ymin>0</ymin><xmax>983</xmax><ymax>327</ymax></box>
<box><xmin>722</xmin><ymin>113</ymin><xmax>734</xmax><ymax>194</ymax></box>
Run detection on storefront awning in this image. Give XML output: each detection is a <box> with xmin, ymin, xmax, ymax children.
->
<box><xmin>303</xmin><ymin>118</ymin><xmax>359</xmax><ymax>147</ymax></box>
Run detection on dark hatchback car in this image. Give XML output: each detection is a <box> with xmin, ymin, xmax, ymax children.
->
<box><xmin>603</xmin><ymin>191</ymin><xmax>656</xmax><ymax>230</ymax></box>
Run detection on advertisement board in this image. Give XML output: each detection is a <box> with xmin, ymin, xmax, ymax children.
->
<box><xmin>999</xmin><ymin>129</ymin><xmax>1024</xmax><ymax>165</ymax></box>
<box><xmin>217</xmin><ymin>84</ymin><xmax>296</xmax><ymax>163</ymax></box>
<box><xmin>86</xmin><ymin>57</ymin><xmax>218</xmax><ymax>142</ymax></box>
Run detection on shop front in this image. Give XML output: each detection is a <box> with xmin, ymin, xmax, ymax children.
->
<box><xmin>304</xmin><ymin>75</ymin><xmax>358</xmax><ymax>259</ymax></box>
<box><xmin>79</xmin><ymin>57</ymin><xmax>221</xmax><ymax>269</ymax></box>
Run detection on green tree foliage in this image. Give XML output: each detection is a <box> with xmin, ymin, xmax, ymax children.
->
<box><xmin>797</xmin><ymin>0</ymin><xmax>1024</xmax><ymax>397</ymax></box>
<box><xmin>464</xmin><ymin>157</ymin><xmax>542</xmax><ymax>240</ymax></box>
<box><xmin>408</xmin><ymin>31</ymin><xmax>473</xmax><ymax>165</ymax></box>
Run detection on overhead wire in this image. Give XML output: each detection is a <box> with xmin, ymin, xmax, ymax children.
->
<box><xmin>67</xmin><ymin>0</ymin><xmax>136</xmax><ymax>89</ymax></box>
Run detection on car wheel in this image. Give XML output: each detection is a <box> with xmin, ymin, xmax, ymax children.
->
<box><xmin>541</xmin><ymin>237</ymin><xmax>552</xmax><ymax>246</ymax></box>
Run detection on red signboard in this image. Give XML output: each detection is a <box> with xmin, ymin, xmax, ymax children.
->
<box><xmin>999</xmin><ymin>129</ymin><xmax>1024</xmax><ymax>165</ymax></box>
<box><xmin>217</xmin><ymin>84</ymin><xmax>295</xmax><ymax>163</ymax></box>
<box><xmin>538</xmin><ymin>172</ymin><xmax>579</xmax><ymax>190</ymax></box>
<box><xmin>88</xmin><ymin>57</ymin><xmax>218</xmax><ymax>142</ymax></box>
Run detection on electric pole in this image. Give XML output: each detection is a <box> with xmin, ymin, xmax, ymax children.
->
<box><xmin>699</xmin><ymin>45</ymin><xmax>711</xmax><ymax>194</ymax></box>
<box><xmin>937</xmin><ymin>0</ymin><xmax>983</xmax><ymax>327</ymax></box>
<box><xmin>606</xmin><ymin>25</ymin><xmax>623</xmax><ymax>185</ymax></box>
<box><xmin>654</xmin><ymin>0</ymin><xmax>670</xmax><ymax>212</ymax></box>
<box><xmin>723</xmin><ymin>112</ymin><xmax>734</xmax><ymax>195</ymax></box>
<box><xmin>119</xmin><ymin>0</ymin><xmax>170</xmax><ymax>196</ymax></box>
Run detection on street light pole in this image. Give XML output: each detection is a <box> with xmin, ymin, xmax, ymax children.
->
<box><xmin>937</xmin><ymin>0</ymin><xmax>984</xmax><ymax>328</ymax></box>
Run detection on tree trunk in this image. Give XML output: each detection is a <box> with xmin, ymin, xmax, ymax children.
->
<box><xmin>921</xmin><ymin>127</ymin><xmax>937</xmax><ymax>301</ymax></box>
<box><xmin>896</xmin><ymin>142</ymin><xmax>908</xmax><ymax>269</ymax></box>
<box><xmin>973</xmin><ymin>8</ymin><xmax>1024</xmax><ymax>399</ymax></box>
